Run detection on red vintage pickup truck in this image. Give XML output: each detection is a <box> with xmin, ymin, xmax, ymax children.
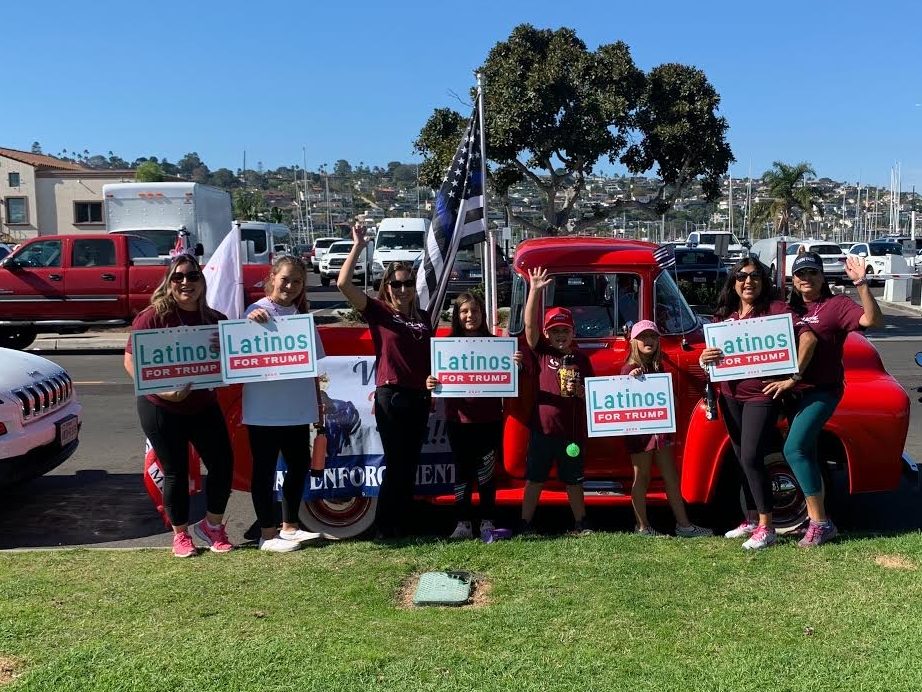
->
<box><xmin>0</xmin><ymin>234</ymin><xmax>266</xmax><ymax>349</ymax></box>
<box><xmin>143</xmin><ymin>236</ymin><xmax>911</xmax><ymax>537</ymax></box>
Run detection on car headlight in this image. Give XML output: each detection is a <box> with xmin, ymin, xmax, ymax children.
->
<box><xmin>373</xmin><ymin>261</ymin><xmax>384</xmax><ymax>272</ymax></box>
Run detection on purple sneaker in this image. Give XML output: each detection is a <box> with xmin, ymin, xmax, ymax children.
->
<box><xmin>797</xmin><ymin>521</ymin><xmax>839</xmax><ymax>548</ymax></box>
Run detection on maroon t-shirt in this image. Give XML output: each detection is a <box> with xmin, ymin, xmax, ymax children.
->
<box><xmin>527</xmin><ymin>338</ymin><xmax>594</xmax><ymax>440</ymax></box>
<box><xmin>619</xmin><ymin>360</ymin><xmax>673</xmax><ymax>452</ymax></box>
<box><xmin>445</xmin><ymin>396</ymin><xmax>503</xmax><ymax>425</ymax></box>
<box><xmin>362</xmin><ymin>297</ymin><xmax>432</xmax><ymax>391</ymax></box>
<box><xmin>717</xmin><ymin>300</ymin><xmax>812</xmax><ymax>403</ymax></box>
<box><xmin>125</xmin><ymin>305</ymin><xmax>225</xmax><ymax>414</ymax></box>
<box><xmin>795</xmin><ymin>294</ymin><xmax>865</xmax><ymax>391</ymax></box>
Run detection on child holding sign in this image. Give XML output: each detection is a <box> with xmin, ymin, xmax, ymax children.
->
<box><xmin>426</xmin><ymin>293</ymin><xmax>521</xmax><ymax>540</ymax></box>
<box><xmin>520</xmin><ymin>268</ymin><xmax>594</xmax><ymax>535</ymax></box>
<box><xmin>622</xmin><ymin>321</ymin><xmax>712</xmax><ymax>538</ymax></box>
<box><xmin>243</xmin><ymin>255</ymin><xmax>325</xmax><ymax>553</ymax></box>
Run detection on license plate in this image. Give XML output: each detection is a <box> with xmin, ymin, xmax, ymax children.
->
<box><xmin>693</xmin><ymin>276</ymin><xmax>707</xmax><ymax>283</ymax></box>
<box><xmin>469</xmin><ymin>271</ymin><xmax>482</xmax><ymax>279</ymax></box>
<box><xmin>56</xmin><ymin>414</ymin><xmax>79</xmax><ymax>447</ymax></box>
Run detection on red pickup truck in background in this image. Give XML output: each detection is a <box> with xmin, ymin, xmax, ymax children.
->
<box><xmin>0</xmin><ymin>234</ymin><xmax>265</xmax><ymax>349</ymax></box>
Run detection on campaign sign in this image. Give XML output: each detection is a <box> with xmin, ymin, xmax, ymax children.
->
<box><xmin>131</xmin><ymin>325</ymin><xmax>222</xmax><ymax>395</ymax></box>
<box><xmin>702</xmin><ymin>313</ymin><xmax>797</xmax><ymax>383</ymax></box>
<box><xmin>430</xmin><ymin>337</ymin><xmax>518</xmax><ymax>397</ymax></box>
<box><xmin>219</xmin><ymin>314</ymin><xmax>318</xmax><ymax>384</ymax></box>
<box><xmin>584</xmin><ymin>372</ymin><xmax>677</xmax><ymax>438</ymax></box>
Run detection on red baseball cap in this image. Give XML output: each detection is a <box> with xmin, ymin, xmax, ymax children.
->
<box><xmin>543</xmin><ymin>307</ymin><xmax>575</xmax><ymax>331</ymax></box>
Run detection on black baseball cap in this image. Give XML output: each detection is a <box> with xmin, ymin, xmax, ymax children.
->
<box><xmin>791</xmin><ymin>252</ymin><xmax>823</xmax><ymax>275</ymax></box>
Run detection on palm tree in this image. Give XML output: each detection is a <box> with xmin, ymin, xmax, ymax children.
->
<box><xmin>752</xmin><ymin>161</ymin><xmax>824</xmax><ymax>238</ymax></box>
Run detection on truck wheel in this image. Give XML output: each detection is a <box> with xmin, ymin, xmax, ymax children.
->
<box><xmin>320</xmin><ymin>277</ymin><xmax>331</xmax><ymax>287</ymax></box>
<box><xmin>0</xmin><ymin>327</ymin><xmax>37</xmax><ymax>350</ymax></box>
<box><xmin>299</xmin><ymin>496</ymin><xmax>377</xmax><ymax>539</ymax></box>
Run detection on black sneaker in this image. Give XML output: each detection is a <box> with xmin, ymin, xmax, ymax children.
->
<box><xmin>572</xmin><ymin>518</ymin><xmax>593</xmax><ymax>536</ymax></box>
<box><xmin>517</xmin><ymin>519</ymin><xmax>537</xmax><ymax>537</ymax></box>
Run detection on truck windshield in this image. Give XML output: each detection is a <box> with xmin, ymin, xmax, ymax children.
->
<box><xmin>699</xmin><ymin>233</ymin><xmax>741</xmax><ymax>245</ymax></box>
<box><xmin>654</xmin><ymin>270</ymin><xmax>699</xmax><ymax>335</ymax></box>
<box><xmin>377</xmin><ymin>231</ymin><xmax>423</xmax><ymax>251</ymax></box>
<box><xmin>112</xmin><ymin>230</ymin><xmax>175</xmax><ymax>256</ymax></box>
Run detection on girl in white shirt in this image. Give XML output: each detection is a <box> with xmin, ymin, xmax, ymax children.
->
<box><xmin>244</xmin><ymin>255</ymin><xmax>325</xmax><ymax>552</ymax></box>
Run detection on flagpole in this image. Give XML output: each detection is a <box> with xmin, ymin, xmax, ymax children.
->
<box><xmin>475</xmin><ymin>73</ymin><xmax>496</xmax><ymax>334</ymax></box>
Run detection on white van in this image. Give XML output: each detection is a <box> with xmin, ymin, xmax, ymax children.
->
<box><xmin>236</xmin><ymin>221</ymin><xmax>292</xmax><ymax>264</ymax></box>
<box><xmin>372</xmin><ymin>218</ymin><xmax>429</xmax><ymax>270</ymax></box>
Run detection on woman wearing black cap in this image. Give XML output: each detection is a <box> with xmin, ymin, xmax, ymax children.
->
<box><xmin>786</xmin><ymin>251</ymin><xmax>883</xmax><ymax>547</ymax></box>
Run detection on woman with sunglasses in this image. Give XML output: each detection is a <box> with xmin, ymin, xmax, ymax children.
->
<box><xmin>123</xmin><ymin>254</ymin><xmax>234</xmax><ymax>558</ymax></box>
<box><xmin>699</xmin><ymin>259</ymin><xmax>816</xmax><ymax>549</ymax></box>
<box><xmin>338</xmin><ymin>223</ymin><xmax>433</xmax><ymax>538</ymax></box>
<box><xmin>785</xmin><ymin>251</ymin><xmax>883</xmax><ymax>546</ymax></box>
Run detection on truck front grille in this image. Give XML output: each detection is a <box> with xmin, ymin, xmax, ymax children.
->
<box><xmin>11</xmin><ymin>371</ymin><xmax>74</xmax><ymax>421</ymax></box>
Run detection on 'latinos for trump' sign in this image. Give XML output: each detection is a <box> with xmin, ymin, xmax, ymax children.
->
<box><xmin>584</xmin><ymin>373</ymin><xmax>676</xmax><ymax>438</ymax></box>
<box><xmin>702</xmin><ymin>313</ymin><xmax>798</xmax><ymax>383</ymax></box>
<box><xmin>219</xmin><ymin>314</ymin><xmax>319</xmax><ymax>383</ymax></box>
<box><xmin>429</xmin><ymin>337</ymin><xmax>518</xmax><ymax>397</ymax></box>
<box><xmin>131</xmin><ymin>326</ymin><xmax>222</xmax><ymax>395</ymax></box>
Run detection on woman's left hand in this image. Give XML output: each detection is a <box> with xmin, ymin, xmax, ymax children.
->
<box><xmin>513</xmin><ymin>350</ymin><xmax>523</xmax><ymax>369</ymax></box>
<box><xmin>209</xmin><ymin>329</ymin><xmax>221</xmax><ymax>354</ymax></box>
<box><xmin>845</xmin><ymin>255</ymin><xmax>866</xmax><ymax>283</ymax></box>
<box><xmin>425</xmin><ymin>375</ymin><xmax>439</xmax><ymax>391</ymax></box>
<box><xmin>762</xmin><ymin>377</ymin><xmax>796</xmax><ymax>399</ymax></box>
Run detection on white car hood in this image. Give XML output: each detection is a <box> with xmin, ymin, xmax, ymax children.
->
<box><xmin>0</xmin><ymin>348</ymin><xmax>67</xmax><ymax>389</ymax></box>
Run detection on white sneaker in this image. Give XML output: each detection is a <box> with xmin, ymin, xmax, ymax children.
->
<box><xmin>742</xmin><ymin>525</ymin><xmax>777</xmax><ymax>550</ymax></box>
<box><xmin>279</xmin><ymin>528</ymin><xmax>322</xmax><ymax>543</ymax></box>
<box><xmin>259</xmin><ymin>536</ymin><xmax>302</xmax><ymax>553</ymax></box>
<box><xmin>480</xmin><ymin>520</ymin><xmax>495</xmax><ymax>534</ymax></box>
<box><xmin>724</xmin><ymin>521</ymin><xmax>758</xmax><ymax>539</ymax></box>
<box><xmin>449</xmin><ymin>521</ymin><xmax>473</xmax><ymax>539</ymax></box>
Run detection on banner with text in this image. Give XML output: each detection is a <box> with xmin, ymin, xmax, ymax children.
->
<box><xmin>131</xmin><ymin>326</ymin><xmax>222</xmax><ymax>396</ymax></box>
<box><xmin>430</xmin><ymin>337</ymin><xmax>518</xmax><ymax>397</ymax></box>
<box><xmin>301</xmin><ymin>355</ymin><xmax>455</xmax><ymax>500</ymax></box>
<box><xmin>702</xmin><ymin>313</ymin><xmax>798</xmax><ymax>382</ymax></box>
<box><xmin>584</xmin><ymin>372</ymin><xmax>676</xmax><ymax>438</ymax></box>
<box><xmin>219</xmin><ymin>314</ymin><xmax>319</xmax><ymax>384</ymax></box>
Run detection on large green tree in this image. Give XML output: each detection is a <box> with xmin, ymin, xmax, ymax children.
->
<box><xmin>135</xmin><ymin>160</ymin><xmax>165</xmax><ymax>182</ymax></box>
<box><xmin>751</xmin><ymin>161</ymin><xmax>823</xmax><ymax>237</ymax></box>
<box><xmin>414</xmin><ymin>25</ymin><xmax>733</xmax><ymax>235</ymax></box>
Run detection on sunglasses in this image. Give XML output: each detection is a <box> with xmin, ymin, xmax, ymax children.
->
<box><xmin>734</xmin><ymin>271</ymin><xmax>761</xmax><ymax>282</ymax></box>
<box><xmin>170</xmin><ymin>271</ymin><xmax>202</xmax><ymax>283</ymax></box>
<box><xmin>388</xmin><ymin>279</ymin><xmax>416</xmax><ymax>289</ymax></box>
<box><xmin>794</xmin><ymin>268</ymin><xmax>820</xmax><ymax>278</ymax></box>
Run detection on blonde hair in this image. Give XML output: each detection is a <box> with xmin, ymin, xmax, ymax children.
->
<box><xmin>150</xmin><ymin>254</ymin><xmax>220</xmax><ymax>322</ymax></box>
<box><xmin>625</xmin><ymin>333</ymin><xmax>662</xmax><ymax>373</ymax></box>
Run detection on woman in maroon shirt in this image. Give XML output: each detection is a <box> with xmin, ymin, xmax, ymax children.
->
<box><xmin>338</xmin><ymin>224</ymin><xmax>433</xmax><ymax>538</ymax></box>
<box><xmin>785</xmin><ymin>251</ymin><xmax>883</xmax><ymax>547</ymax></box>
<box><xmin>700</xmin><ymin>258</ymin><xmax>816</xmax><ymax>550</ymax></box>
<box><xmin>123</xmin><ymin>254</ymin><xmax>234</xmax><ymax>558</ymax></box>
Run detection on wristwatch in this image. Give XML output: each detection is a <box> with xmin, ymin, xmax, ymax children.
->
<box><xmin>790</xmin><ymin>373</ymin><xmax>802</xmax><ymax>382</ymax></box>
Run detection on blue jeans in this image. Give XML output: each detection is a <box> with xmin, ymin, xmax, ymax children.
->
<box><xmin>783</xmin><ymin>389</ymin><xmax>841</xmax><ymax>496</ymax></box>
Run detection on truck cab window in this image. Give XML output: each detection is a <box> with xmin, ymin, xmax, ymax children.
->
<box><xmin>72</xmin><ymin>239</ymin><xmax>116</xmax><ymax>267</ymax></box>
<box><xmin>15</xmin><ymin>240</ymin><xmax>62</xmax><ymax>268</ymax></box>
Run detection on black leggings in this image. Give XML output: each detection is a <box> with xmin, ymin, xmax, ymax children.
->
<box><xmin>447</xmin><ymin>420</ymin><xmax>499</xmax><ymax>523</ymax></box>
<box><xmin>373</xmin><ymin>386</ymin><xmax>430</xmax><ymax>534</ymax></box>
<box><xmin>137</xmin><ymin>397</ymin><xmax>233</xmax><ymax>527</ymax></box>
<box><xmin>718</xmin><ymin>396</ymin><xmax>779</xmax><ymax>515</ymax></box>
<box><xmin>247</xmin><ymin>424</ymin><xmax>312</xmax><ymax>529</ymax></box>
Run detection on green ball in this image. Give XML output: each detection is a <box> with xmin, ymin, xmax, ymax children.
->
<box><xmin>566</xmin><ymin>443</ymin><xmax>580</xmax><ymax>458</ymax></box>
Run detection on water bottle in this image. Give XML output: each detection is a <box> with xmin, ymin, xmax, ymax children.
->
<box><xmin>310</xmin><ymin>423</ymin><xmax>327</xmax><ymax>477</ymax></box>
<box><xmin>558</xmin><ymin>354</ymin><xmax>579</xmax><ymax>397</ymax></box>
<box><xmin>704</xmin><ymin>382</ymin><xmax>718</xmax><ymax>421</ymax></box>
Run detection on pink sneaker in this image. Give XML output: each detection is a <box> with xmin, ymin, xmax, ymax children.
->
<box><xmin>193</xmin><ymin>520</ymin><xmax>233</xmax><ymax>553</ymax></box>
<box><xmin>172</xmin><ymin>531</ymin><xmax>197</xmax><ymax>558</ymax></box>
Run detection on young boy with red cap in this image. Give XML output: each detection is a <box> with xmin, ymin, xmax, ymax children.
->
<box><xmin>520</xmin><ymin>267</ymin><xmax>595</xmax><ymax>535</ymax></box>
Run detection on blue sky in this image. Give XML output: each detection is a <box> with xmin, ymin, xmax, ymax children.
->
<box><xmin>7</xmin><ymin>0</ymin><xmax>922</xmax><ymax>187</ymax></box>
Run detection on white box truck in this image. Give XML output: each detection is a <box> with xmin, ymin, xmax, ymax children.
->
<box><xmin>235</xmin><ymin>221</ymin><xmax>292</xmax><ymax>264</ymax></box>
<box><xmin>372</xmin><ymin>217</ymin><xmax>430</xmax><ymax>269</ymax></box>
<box><xmin>103</xmin><ymin>182</ymin><xmax>233</xmax><ymax>262</ymax></box>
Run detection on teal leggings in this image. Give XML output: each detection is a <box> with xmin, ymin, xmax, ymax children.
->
<box><xmin>783</xmin><ymin>389</ymin><xmax>842</xmax><ymax>496</ymax></box>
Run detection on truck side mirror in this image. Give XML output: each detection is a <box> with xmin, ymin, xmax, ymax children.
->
<box><xmin>194</xmin><ymin>243</ymin><xmax>204</xmax><ymax>257</ymax></box>
<box><xmin>0</xmin><ymin>257</ymin><xmax>20</xmax><ymax>270</ymax></box>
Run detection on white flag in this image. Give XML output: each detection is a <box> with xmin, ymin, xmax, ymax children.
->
<box><xmin>203</xmin><ymin>225</ymin><xmax>243</xmax><ymax>319</ymax></box>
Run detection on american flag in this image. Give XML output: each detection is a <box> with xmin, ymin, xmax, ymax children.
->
<box><xmin>652</xmin><ymin>243</ymin><xmax>676</xmax><ymax>270</ymax></box>
<box><xmin>416</xmin><ymin>95</ymin><xmax>486</xmax><ymax>327</ymax></box>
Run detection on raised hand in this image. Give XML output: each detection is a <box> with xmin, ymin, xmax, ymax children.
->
<box><xmin>528</xmin><ymin>266</ymin><xmax>553</xmax><ymax>292</ymax></box>
<box><xmin>845</xmin><ymin>255</ymin><xmax>866</xmax><ymax>282</ymax></box>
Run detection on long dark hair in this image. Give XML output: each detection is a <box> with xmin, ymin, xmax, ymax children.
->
<box><xmin>788</xmin><ymin>251</ymin><xmax>833</xmax><ymax>315</ymax></box>
<box><xmin>449</xmin><ymin>292</ymin><xmax>490</xmax><ymax>337</ymax></box>
<box><xmin>264</xmin><ymin>254</ymin><xmax>309</xmax><ymax>314</ymax></box>
<box><xmin>714</xmin><ymin>258</ymin><xmax>775</xmax><ymax>320</ymax></box>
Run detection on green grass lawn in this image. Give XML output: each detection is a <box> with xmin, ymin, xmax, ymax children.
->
<box><xmin>2</xmin><ymin>532</ymin><xmax>922</xmax><ymax>691</ymax></box>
